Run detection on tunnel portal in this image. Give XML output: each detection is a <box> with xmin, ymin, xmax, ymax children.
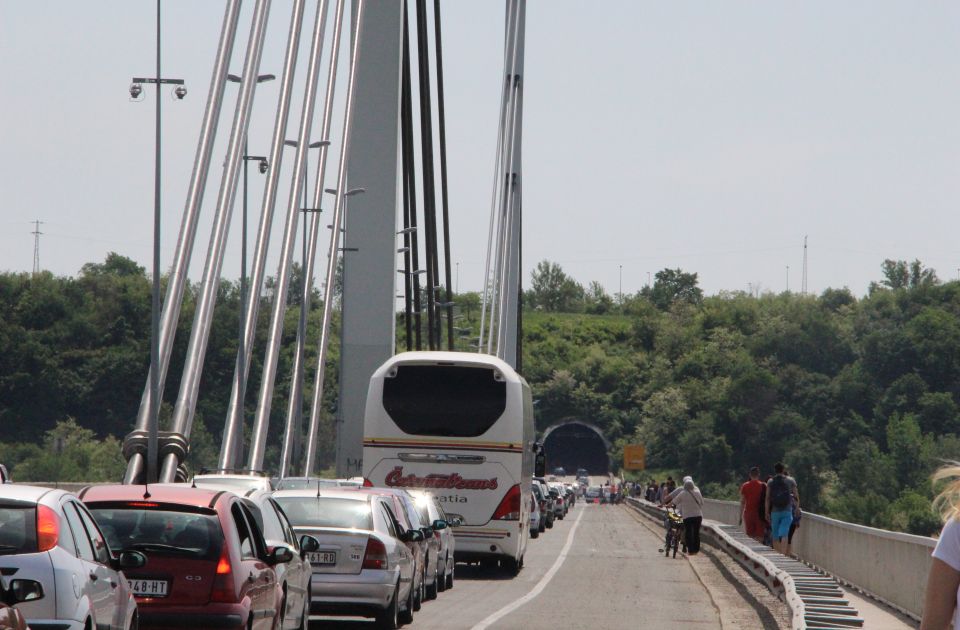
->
<box><xmin>542</xmin><ymin>421</ymin><xmax>610</xmax><ymax>475</ymax></box>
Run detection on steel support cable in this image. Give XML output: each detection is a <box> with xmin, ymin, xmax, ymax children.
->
<box><xmin>487</xmin><ymin>2</ymin><xmax>521</xmax><ymax>356</ymax></box>
<box><xmin>302</xmin><ymin>0</ymin><xmax>366</xmax><ymax>477</ymax></box>
<box><xmin>281</xmin><ymin>0</ymin><xmax>347</xmax><ymax>479</ymax></box>
<box><xmin>495</xmin><ymin>2</ymin><xmax>523</xmax><ymax>358</ymax></box>
<box><xmin>414</xmin><ymin>0</ymin><xmax>440</xmax><ymax>350</ymax></box>
<box><xmin>433</xmin><ymin>0</ymin><xmax>455</xmax><ymax>351</ymax></box>
<box><xmin>478</xmin><ymin>2</ymin><xmax>516</xmax><ymax>354</ymax></box>
<box><xmin>401</xmin><ymin>4</ymin><xmax>423</xmax><ymax>351</ymax></box>
<box><xmin>160</xmin><ymin>0</ymin><xmax>274</xmax><ymax>483</ymax></box>
<box><xmin>248</xmin><ymin>0</ymin><xmax>333</xmax><ymax>472</ymax></box>
<box><xmin>399</xmin><ymin>5</ymin><xmax>415</xmax><ymax>352</ymax></box>
<box><xmin>126</xmin><ymin>0</ymin><xmax>242</xmax><ymax>484</ymax></box>
<box><xmin>220</xmin><ymin>0</ymin><xmax>309</xmax><ymax>470</ymax></box>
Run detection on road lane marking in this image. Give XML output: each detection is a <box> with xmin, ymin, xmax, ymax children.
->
<box><xmin>470</xmin><ymin>506</ymin><xmax>586</xmax><ymax>630</ymax></box>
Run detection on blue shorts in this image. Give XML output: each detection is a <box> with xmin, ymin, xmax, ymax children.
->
<box><xmin>771</xmin><ymin>509</ymin><xmax>793</xmax><ymax>541</ymax></box>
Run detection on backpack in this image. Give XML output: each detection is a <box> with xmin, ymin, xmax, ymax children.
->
<box><xmin>769</xmin><ymin>475</ymin><xmax>791</xmax><ymax>510</ymax></box>
<box><xmin>757</xmin><ymin>483</ymin><xmax>767</xmax><ymax>522</ymax></box>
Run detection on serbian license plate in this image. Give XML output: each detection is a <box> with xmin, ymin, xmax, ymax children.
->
<box><xmin>308</xmin><ymin>551</ymin><xmax>337</xmax><ymax>565</ymax></box>
<box><xmin>128</xmin><ymin>579</ymin><xmax>169</xmax><ymax>597</ymax></box>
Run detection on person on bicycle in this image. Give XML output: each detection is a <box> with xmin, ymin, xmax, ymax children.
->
<box><xmin>664</xmin><ymin>476</ymin><xmax>704</xmax><ymax>555</ymax></box>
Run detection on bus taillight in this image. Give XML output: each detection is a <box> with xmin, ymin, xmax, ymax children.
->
<box><xmin>492</xmin><ymin>484</ymin><xmax>522</xmax><ymax>520</ymax></box>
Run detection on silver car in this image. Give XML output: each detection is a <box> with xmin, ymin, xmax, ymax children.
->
<box><xmin>407</xmin><ymin>491</ymin><xmax>457</xmax><ymax>595</ymax></box>
<box><xmin>273</xmin><ymin>489</ymin><xmax>422</xmax><ymax>629</ymax></box>
<box><xmin>0</xmin><ymin>485</ymin><xmax>146</xmax><ymax>630</ymax></box>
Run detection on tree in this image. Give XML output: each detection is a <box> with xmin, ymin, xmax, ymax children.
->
<box><xmin>643</xmin><ymin>268</ymin><xmax>703</xmax><ymax>310</ymax></box>
<box><xmin>584</xmin><ymin>281</ymin><xmax>613</xmax><ymax>315</ymax></box>
<box><xmin>528</xmin><ymin>260</ymin><xmax>584</xmax><ymax>312</ymax></box>
<box><xmin>873</xmin><ymin>259</ymin><xmax>938</xmax><ymax>291</ymax></box>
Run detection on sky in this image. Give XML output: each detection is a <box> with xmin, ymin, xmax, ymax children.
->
<box><xmin>2</xmin><ymin>1</ymin><xmax>960</xmax><ymax>298</ymax></box>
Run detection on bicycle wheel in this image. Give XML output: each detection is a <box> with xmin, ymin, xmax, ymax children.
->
<box><xmin>664</xmin><ymin>531</ymin><xmax>672</xmax><ymax>557</ymax></box>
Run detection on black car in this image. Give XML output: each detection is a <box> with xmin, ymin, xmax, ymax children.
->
<box><xmin>552</xmin><ymin>467</ymin><xmax>566</xmax><ymax>476</ymax></box>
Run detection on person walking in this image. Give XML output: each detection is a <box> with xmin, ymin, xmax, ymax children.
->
<box><xmin>739</xmin><ymin>467</ymin><xmax>766</xmax><ymax>542</ymax></box>
<box><xmin>920</xmin><ymin>463</ymin><xmax>960</xmax><ymax>629</ymax></box>
<box><xmin>765</xmin><ymin>462</ymin><xmax>799</xmax><ymax>555</ymax></box>
<box><xmin>665</xmin><ymin>476</ymin><xmax>704</xmax><ymax>555</ymax></box>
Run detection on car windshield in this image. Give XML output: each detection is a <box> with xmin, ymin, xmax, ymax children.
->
<box><xmin>274</xmin><ymin>497</ymin><xmax>373</xmax><ymax>531</ymax></box>
<box><xmin>0</xmin><ymin>506</ymin><xmax>37</xmax><ymax>555</ymax></box>
<box><xmin>88</xmin><ymin>505</ymin><xmax>222</xmax><ymax>560</ymax></box>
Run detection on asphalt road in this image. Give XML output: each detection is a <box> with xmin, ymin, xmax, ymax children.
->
<box><xmin>310</xmin><ymin>499</ymin><xmax>721</xmax><ymax>630</ymax></box>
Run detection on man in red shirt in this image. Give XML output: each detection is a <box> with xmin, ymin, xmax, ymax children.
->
<box><xmin>739</xmin><ymin>466</ymin><xmax>766</xmax><ymax>541</ymax></box>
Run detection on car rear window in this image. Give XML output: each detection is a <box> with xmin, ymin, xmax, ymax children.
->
<box><xmin>274</xmin><ymin>497</ymin><xmax>372</xmax><ymax>531</ymax></box>
<box><xmin>382</xmin><ymin>365</ymin><xmax>506</xmax><ymax>437</ymax></box>
<box><xmin>87</xmin><ymin>504</ymin><xmax>222</xmax><ymax>560</ymax></box>
<box><xmin>0</xmin><ymin>505</ymin><xmax>37</xmax><ymax>555</ymax></box>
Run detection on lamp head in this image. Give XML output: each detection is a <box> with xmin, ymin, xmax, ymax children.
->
<box><xmin>174</xmin><ymin>85</ymin><xmax>187</xmax><ymax>100</ymax></box>
<box><xmin>129</xmin><ymin>82</ymin><xmax>143</xmax><ymax>99</ymax></box>
<box><xmin>258</xmin><ymin>159</ymin><xmax>269</xmax><ymax>174</ymax></box>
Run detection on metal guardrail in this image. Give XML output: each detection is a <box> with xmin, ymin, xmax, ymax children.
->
<box><xmin>701</xmin><ymin>498</ymin><xmax>931</xmax><ymax>620</ymax></box>
<box><xmin>626</xmin><ymin>498</ymin><xmax>863</xmax><ymax>630</ymax></box>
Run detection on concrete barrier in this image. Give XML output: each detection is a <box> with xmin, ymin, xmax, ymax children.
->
<box><xmin>703</xmin><ymin>498</ymin><xmax>933</xmax><ymax>620</ymax></box>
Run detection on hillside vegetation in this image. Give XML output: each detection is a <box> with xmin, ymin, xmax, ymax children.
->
<box><xmin>1</xmin><ymin>255</ymin><xmax>957</xmax><ymax>534</ymax></box>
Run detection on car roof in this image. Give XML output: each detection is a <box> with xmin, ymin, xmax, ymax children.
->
<box><xmin>272</xmin><ymin>488</ymin><xmax>371</xmax><ymax>502</ymax></box>
<box><xmin>80</xmin><ymin>483</ymin><xmax>232</xmax><ymax>508</ymax></box>
<box><xmin>0</xmin><ymin>484</ymin><xmax>62</xmax><ymax>503</ymax></box>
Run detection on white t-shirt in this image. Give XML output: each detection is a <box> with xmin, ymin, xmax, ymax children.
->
<box><xmin>932</xmin><ymin>516</ymin><xmax>960</xmax><ymax>629</ymax></box>
<box><xmin>667</xmin><ymin>486</ymin><xmax>704</xmax><ymax>518</ymax></box>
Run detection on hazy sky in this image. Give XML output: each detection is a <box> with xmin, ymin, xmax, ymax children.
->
<box><xmin>2</xmin><ymin>1</ymin><xmax>960</xmax><ymax>298</ymax></box>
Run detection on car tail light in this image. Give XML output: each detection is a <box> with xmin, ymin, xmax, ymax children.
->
<box><xmin>362</xmin><ymin>478</ymin><xmax>374</xmax><ymax>487</ymax></box>
<box><xmin>492</xmin><ymin>484</ymin><xmax>522</xmax><ymax>521</ymax></box>
<box><xmin>36</xmin><ymin>505</ymin><xmax>59</xmax><ymax>552</ymax></box>
<box><xmin>210</xmin><ymin>546</ymin><xmax>236</xmax><ymax>603</ymax></box>
<box><xmin>362</xmin><ymin>537</ymin><xmax>388</xmax><ymax>570</ymax></box>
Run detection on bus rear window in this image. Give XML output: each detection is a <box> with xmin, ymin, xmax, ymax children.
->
<box><xmin>382</xmin><ymin>365</ymin><xmax>506</xmax><ymax>437</ymax></box>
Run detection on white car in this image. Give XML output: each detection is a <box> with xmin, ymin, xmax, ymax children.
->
<box><xmin>529</xmin><ymin>493</ymin><xmax>541</xmax><ymax>539</ymax></box>
<box><xmin>0</xmin><ymin>485</ymin><xmax>146</xmax><ymax>629</ymax></box>
<box><xmin>272</xmin><ymin>488</ymin><xmax>422</xmax><ymax>628</ymax></box>
<box><xmin>191</xmin><ymin>471</ymin><xmax>273</xmax><ymax>493</ymax></box>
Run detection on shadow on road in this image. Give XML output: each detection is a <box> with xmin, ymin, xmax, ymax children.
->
<box><xmin>451</xmin><ymin>562</ymin><xmax>517</xmax><ymax>581</ymax></box>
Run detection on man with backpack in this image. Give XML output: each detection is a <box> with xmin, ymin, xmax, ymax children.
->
<box><xmin>765</xmin><ymin>462</ymin><xmax>800</xmax><ymax>555</ymax></box>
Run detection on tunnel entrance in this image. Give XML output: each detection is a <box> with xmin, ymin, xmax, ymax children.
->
<box><xmin>542</xmin><ymin>421</ymin><xmax>610</xmax><ymax>475</ymax></box>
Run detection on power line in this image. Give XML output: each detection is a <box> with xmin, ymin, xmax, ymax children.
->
<box><xmin>31</xmin><ymin>219</ymin><xmax>44</xmax><ymax>275</ymax></box>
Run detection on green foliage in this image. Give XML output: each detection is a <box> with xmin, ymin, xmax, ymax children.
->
<box><xmin>3</xmin><ymin>256</ymin><xmax>958</xmax><ymax>535</ymax></box>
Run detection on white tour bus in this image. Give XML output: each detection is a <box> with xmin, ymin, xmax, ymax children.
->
<box><xmin>362</xmin><ymin>351</ymin><xmax>534</xmax><ymax>573</ymax></box>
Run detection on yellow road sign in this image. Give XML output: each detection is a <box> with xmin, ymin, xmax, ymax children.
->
<box><xmin>623</xmin><ymin>444</ymin><xmax>646</xmax><ymax>470</ymax></box>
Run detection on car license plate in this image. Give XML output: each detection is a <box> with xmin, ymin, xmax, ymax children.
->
<box><xmin>308</xmin><ymin>551</ymin><xmax>337</xmax><ymax>565</ymax></box>
<box><xmin>128</xmin><ymin>579</ymin><xmax>169</xmax><ymax>597</ymax></box>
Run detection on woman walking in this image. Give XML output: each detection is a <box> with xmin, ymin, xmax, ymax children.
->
<box><xmin>664</xmin><ymin>476</ymin><xmax>704</xmax><ymax>555</ymax></box>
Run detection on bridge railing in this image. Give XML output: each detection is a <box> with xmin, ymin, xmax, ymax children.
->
<box><xmin>702</xmin><ymin>498</ymin><xmax>933</xmax><ymax>620</ymax></box>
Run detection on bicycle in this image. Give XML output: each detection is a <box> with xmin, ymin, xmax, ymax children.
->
<box><xmin>659</xmin><ymin>507</ymin><xmax>686</xmax><ymax>558</ymax></box>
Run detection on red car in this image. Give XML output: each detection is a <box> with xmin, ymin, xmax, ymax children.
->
<box><xmin>80</xmin><ymin>484</ymin><xmax>296</xmax><ymax>630</ymax></box>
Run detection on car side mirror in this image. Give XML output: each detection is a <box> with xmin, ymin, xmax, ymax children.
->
<box><xmin>115</xmin><ymin>551</ymin><xmax>147</xmax><ymax>571</ymax></box>
<box><xmin>420</xmin><ymin>527</ymin><xmax>432</xmax><ymax>538</ymax></box>
<box><xmin>299</xmin><ymin>534</ymin><xmax>321</xmax><ymax>558</ymax></box>
<box><xmin>267</xmin><ymin>545</ymin><xmax>295</xmax><ymax>565</ymax></box>
<box><xmin>9</xmin><ymin>579</ymin><xmax>43</xmax><ymax>604</ymax></box>
<box><xmin>401</xmin><ymin>529</ymin><xmax>424</xmax><ymax>543</ymax></box>
<box><xmin>432</xmin><ymin>519</ymin><xmax>447</xmax><ymax>530</ymax></box>
<box><xmin>448</xmin><ymin>517</ymin><xmax>463</xmax><ymax>527</ymax></box>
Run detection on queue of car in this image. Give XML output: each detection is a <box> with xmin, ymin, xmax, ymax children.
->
<box><xmin>0</xmin><ymin>468</ymin><xmax>587</xmax><ymax>630</ymax></box>
<box><xmin>0</xmin><ymin>472</ymin><xmax>470</xmax><ymax>629</ymax></box>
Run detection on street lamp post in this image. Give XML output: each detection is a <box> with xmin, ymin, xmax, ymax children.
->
<box><xmin>281</xmin><ymin>138</ymin><xmax>327</xmax><ymax>474</ymax></box>
<box><xmin>619</xmin><ymin>264</ymin><xmax>623</xmax><ymax>306</ymax></box>
<box><xmin>129</xmin><ymin>0</ymin><xmax>186</xmax><ymax>484</ymax></box>
<box><xmin>225</xmin><ymin>72</ymin><xmax>273</xmax><ymax>467</ymax></box>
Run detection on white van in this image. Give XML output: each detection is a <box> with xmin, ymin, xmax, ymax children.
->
<box><xmin>362</xmin><ymin>351</ymin><xmax>534</xmax><ymax>574</ymax></box>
